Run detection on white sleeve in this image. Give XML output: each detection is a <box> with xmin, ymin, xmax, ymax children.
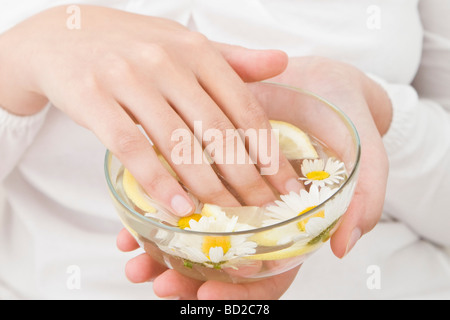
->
<box><xmin>0</xmin><ymin>104</ymin><xmax>50</xmax><ymax>181</ymax></box>
<box><xmin>369</xmin><ymin>0</ymin><xmax>450</xmax><ymax>247</ymax></box>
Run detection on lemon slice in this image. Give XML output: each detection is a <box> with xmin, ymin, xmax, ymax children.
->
<box><xmin>249</xmin><ymin>223</ymin><xmax>299</xmax><ymax>246</ymax></box>
<box><xmin>200</xmin><ymin>204</ymin><xmax>224</xmax><ymax>217</ymax></box>
<box><xmin>122</xmin><ymin>168</ymin><xmax>157</xmax><ymax>213</ymax></box>
<box><xmin>245</xmin><ymin>241</ymin><xmax>318</xmax><ymax>261</ymax></box>
<box><xmin>269</xmin><ymin>120</ymin><xmax>319</xmax><ymax>160</ymax></box>
<box><xmin>122</xmin><ymin>146</ymin><xmax>179</xmax><ymax>214</ymax></box>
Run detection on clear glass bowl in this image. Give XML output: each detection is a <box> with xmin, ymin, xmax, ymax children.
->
<box><xmin>105</xmin><ymin>82</ymin><xmax>360</xmax><ymax>283</ymax></box>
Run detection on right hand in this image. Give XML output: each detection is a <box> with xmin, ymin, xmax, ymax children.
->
<box><xmin>0</xmin><ymin>5</ymin><xmax>302</xmax><ymax>215</ymax></box>
<box><xmin>270</xmin><ymin>56</ymin><xmax>391</xmax><ymax>258</ymax></box>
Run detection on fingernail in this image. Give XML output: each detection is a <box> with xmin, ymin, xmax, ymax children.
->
<box><xmin>344</xmin><ymin>228</ymin><xmax>362</xmax><ymax>257</ymax></box>
<box><xmin>262</xmin><ymin>201</ymin><xmax>277</xmax><ymax>208</ymax></box>
<box><xmin>171</xmin><ymin>194</ymin><xmax>193</xmax><ymax>216</ymax></box>
<box><xmin>285</xmin><ymin>178</ymin><xmax>303</xmax><ymax>193</ymax></box>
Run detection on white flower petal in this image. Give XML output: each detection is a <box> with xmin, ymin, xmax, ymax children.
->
<box><xmin>164</xmin><ymin>210</ymin><xmax>258</xmax><ymax>266</ymax></box>
<box><xmin>208</xmin><ymin>246</ymin><xmax>225</xmax><ymax>263</ymax></box>
<box><xmin>300</xmin><ymin>157</ymin><xmax>347</xmax><ymax>188</ymax></box>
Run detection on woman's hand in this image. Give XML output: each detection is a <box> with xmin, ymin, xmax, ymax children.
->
<box><xmin>117</xmin><ymin>56</ymin><xmax>392</xmax><ymax>299</ymax></box>
<box><xmin>0</xmin><ymin>5</ymin><xmax>302</xmax><ymax>216</ymax></box>
<box><xmin>117</xmin><ymin>227</ymin><xmax>300</xmax><ymax>300</ymax></box>
<box><xmin>271</xmin><ymin>56</ymin><xmax>392</xmax><ymax>258</ymax></box>
<box><xmin>1</xmin><ymin>4</ymin><xmax>391</xmax><ymax>298</ymax></box>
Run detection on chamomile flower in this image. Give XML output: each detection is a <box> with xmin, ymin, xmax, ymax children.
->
<box><xmin>263</xmin><ymin>185</ymin><xmax>334</xmax><ymax>226</ymax></box>
<box><xmin>303</xmin><ymin>182</ymin><xmax>355</xmax><ymax>240</ymax></box>
<box><xmin>168</xmin><ymin>207</ymin><xmax>257</xmax><ymax>268</ymax></box>
<box><xmin>262</xmin><ymin>185</ymin><xmax>338</xmax><ymax>241</ymax></box>
<box><xmin>299</xmin><ymin>157</ymin><xmax>346</xmax><ymax>188</ymax></box>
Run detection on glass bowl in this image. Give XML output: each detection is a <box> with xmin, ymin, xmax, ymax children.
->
<box><xmin>105</xmin><ymin>82</ymin><xmax>360</xmax><ymax>283</ymax></box>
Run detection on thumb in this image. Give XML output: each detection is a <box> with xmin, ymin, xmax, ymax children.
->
<box><xmin>330</xmin><ymin>141</ymin><xmax>388</xmax><ymax>258</ymax></box>
<box><xmin>213</xmin><ymin>42</ymin><xmax>288</xmax><ymax>82</ymax></box>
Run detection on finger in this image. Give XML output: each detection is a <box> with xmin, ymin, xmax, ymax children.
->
<box><xmin>125</xmin><ymin>252</ymin><xmax>168</xmax><ymax>283</ymax></box>
<box><xmin>330</xmin><ymin>139</ymin><xmax>388</xmax><ymax>258</ymax></box>
<box><xmin>213</xmin><ymin>43</ymin><xmax>288</xmax><ymax>82</ymax></box>
<box><xmin>164</xmin><ymin>77</ymin><xmax>278</xmax><ymax>206</ymax></box>
<box><xmin>116</xmin><ymin>228</ymin><xmax>139</xmax><ymax>252</ymax></box>
<box><xmin>197</xmin><ymin>265</ymin><xmax>301</xmax><ymax>300</ymax></box>
<box><xmin>83</xmin><ymin>95</ymin><xmax>195</xmax><ymax>216</ymax></box>
<box><xmin>153</xmin><ymin>269</ymin><xmax>204</xmax><ymax>300</ymax></box>
<box><xmin>195</xmin><ymin>50</ymin><xmax>303</xmax><ymax>195</ymax></box>
<box><xmin>111</xmin><ymin>78</ymin><xmax>241</xmax><ymax>208</ymax></box>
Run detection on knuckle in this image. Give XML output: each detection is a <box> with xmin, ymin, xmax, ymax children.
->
<box><xmin>100</xmin><ymin>53</ymin><xmax>133</xmax><ymax>78</ymax></box>
<box><xmin>169</xmin><ymin>133</ymin><xmax>195</xmax><ymax>164</ymax></box>
<box><xmin>207</xmin><ymin>120</ymin><xmax>244</xmax><ymax>161</ymax></box>
<box><xmin>182</xmin><ymin>31</ymin><xmax>210</xmax><ymax>48</ymax></box>
<box><xmin>222</xmin><ymin>125</ymin><xmax>244</xmax><ymax>150</ymax></box>
<box><xmin>140</xmin><ymin>172</ymin><xmax>173</xmax><ymax>194</ymax></box>
<box><xmin>209</xmin><ymin>118</ymin><xmax>233</xmax><ymax>136</ymax></box>
<box><xmin>140</xmin><ymin>44</ymin><xmax>170</xmax><ymax>66</ymax></box>
<box><xmin>76</xmin><ymin>73</ymin><xmax>102</xmax><ymax>98</ymax></box>
<box><xmin>240</xmin><ymin>101</ymin><xmax>268</xmax><ymax>127</ymax></box>
<box><xmin>113</xmin><ymin>131</ymin><xmax>146</xmax><ymax>156</ymax></box>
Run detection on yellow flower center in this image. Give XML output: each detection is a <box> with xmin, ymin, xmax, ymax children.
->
<box><xmin>297</xmin><ymin>206</ymin><xmax>325</xmax><ymax>231</ymax></box>
<box><xmin>202</xmin><ymin>236</ymin><xmax>231</xmax><ymax>258</ymax></box>
<box><xmin>306</xmin><ymin>170</ymin><xmax>330</xmax><ymax>181</ymax></box>
<box><xmin>177</xmin><ymin>213</ymin><xmax>202</xmax><ymax>229</ymax></box>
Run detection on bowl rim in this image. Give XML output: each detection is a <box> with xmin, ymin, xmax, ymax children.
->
<box><xmin>104</xmin><ymin>82</ymin><xmax>361</xmax><ymax>236</ymax></box>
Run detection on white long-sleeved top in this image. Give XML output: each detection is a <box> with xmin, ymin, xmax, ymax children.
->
<box><xmin>0</xmin><ymin>0</ymin><xmax>449</xmax><ymax>300</ymax></box>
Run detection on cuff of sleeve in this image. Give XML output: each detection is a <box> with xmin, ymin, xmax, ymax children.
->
<box><xmin>365</xmin><ymin>73</ymin><xmax>419</xmax><ymax>157</ymax></box>
<box><xmin>0</xmin><ymin>103</ymin><xmax>51</xmax><ymax>132</ymax></box>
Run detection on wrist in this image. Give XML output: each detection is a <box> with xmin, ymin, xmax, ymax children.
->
<box><xmin>360</xmin><ymin>72</ymin><xmax>393</xmax><ymax>136</ymax></box>
<box><xmin>0</xmin><ymin>26</ymin><xmax>48</xmax><ymax>116</ymax></box>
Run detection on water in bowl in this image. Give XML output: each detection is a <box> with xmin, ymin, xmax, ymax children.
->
<box><xmin>112</xmin><ymin>132</ymin><xmax>348</xmax><ymax>283</ymax></box>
